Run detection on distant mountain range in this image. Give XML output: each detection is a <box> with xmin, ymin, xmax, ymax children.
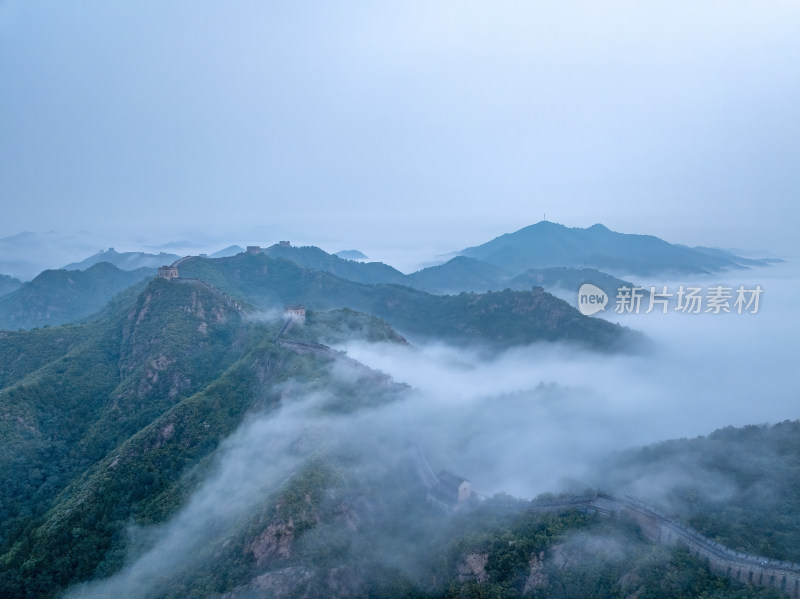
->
<box><xmin>255</xmin><ymin>244</ymin><xmax>637</xmax><ymax>299</ymax></box>
<box><xmin>0</xmin><ymin>231</ymin><xmax>110</xmax><ymax>281</ymax></box>
<box><xmin>177</xmin><ymin>253</ymin><xmax>631</xmax><ymax>350</ymax></box>
<box><xmin>0</xmin><ymin>274</ymin><xmax>22</xmax><ymax>297</ymax></box>
<box><xmin>209</xmin><ymin>245</ymin><xmax>244</xmax><ymax>258</ymax></box>
<box><xmin>0</xmin><ymin>250</ymin><xmax>633</xmax><ymax>350</ymax></box>
<box><xmin>334</xmin><ymin>249</ymin><xmax>369</xmax><ymax>260</ymax></box>
<box><xmin>3</xmin><ymin>221</ymin><xmax>779</xmax><ymax>285</ymax></box>
<box><xmin>262</xmin><ymin>244</ymin><xmax>408</xmax><ymax>286</ymax></box>
<box><xmin>0</xmin><ymin>262</ymin><xmax>153</xmax><ymax>330</ymax></box>
<box><xmin>62</xmin><ymin>248</ymin><xmax>182</xmax><ymax>271</ymax></box>
<box><xmin>405</xmin><ymin>255</ymin><xmax>510</xmax><ymax>294</ymax></box>
<box><xmin>459</xmin><ymin>221</ymin><xmax>779</xmax><ymax>277</ymax></box>
<box><xmin>0</xmin><ymin>222</ymin><xmax>781</xmax><ymax>333</ymax></box>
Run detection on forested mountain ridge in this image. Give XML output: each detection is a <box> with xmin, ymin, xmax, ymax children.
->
<box><xmin>0</xmin><ymin>251</ymin><xmax>634</xmax><ymax>354</ymax></box>
<box><xmin>460</xmin><ymin>221</ymin><xmax>778</xmax><ymax>276</ymax></box>
<box><xmin>176</xmin><ymin>253</ymin><xmax>634</xmax><ymax>350</ymax></box>
<box><xmin>0</xmin><ymin>274</ymin><xmax>22</xmax><ymax>297</ymax></box>
<box><xmin>0</xmin><ymin>276</ymin><xmax>408</xmax><ymax>597</ymax></box>
<box><xmin>0</xmin><ymin>262</ymin><xmax>154</xmax><ymax>330</ymax></box>
<box><xmin>605</xmin><ymin>420</ymin><xmax>800</xmax><ymax>563</ymax></box>
<box><xmin>0</xmin><ymin>272</ymin><xmax>795</xmax><ymax>598</ymax></box>
<box><xmin>247</xmin><ymin>244</ymin><xmax>640</xmax><ymax>298</ymax></box>
<box><xmin>62</xmin><ymin>248</ymin><xmax>181</xmax><ymax>271</ymax></box>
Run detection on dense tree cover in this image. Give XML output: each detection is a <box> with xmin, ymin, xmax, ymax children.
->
<box><xmin>0</xmin><ymin>278</ymin><xmax>246</xmax><ymax>595</ymax></box>
<box><xmin>0</xmin><ymin>276</ymin><xmax>408</xmax><ymax>597</ymax></box>
<box><xmin>0</xmin><ymin>272</ymin><xmax>795</xmax><ymax>598</ymax></box>
<box><xmin>221</xmin><ymin>244</ymin><xmax>639</xmax><ymax>301</ymax></box>
<box><xmin>607</xmin><ymin>420</ymin><xmax>800</xmax><ymax>562</ymax></box>
<box><xmin>506</xmin><ymin>267</ymin><xmax>638</xmax><ymax>300</ymax></box>
<box><xmin>177</xmin><ymin>253</ymin><xmax>633</xmax><ymax>350</ymax></box>
<box><xmin>0</xmin><ymin>324</ymin><xmax>89</xmax><ymax>388</ymax></box>
<box><xmin>423</xmin><ymin>510</ymin><xmax>787</xmax><ymax>599</ymax></box>
<box><xmin>0</xmin><ymin>273</ymin><xmax>22</xmax><ymax>297</ymax></box>
<box><xmin>263</xmin><ymin>244</ymin><xmax>409</xmax><ymax>286</ymax></box>
<box><xmin>0</xmin><ymin>262</ymin><xmax>153</xmax><ymax>330</ymax></box>
<box><xmin>1</xmin><ymin>250</ymin><xmax>633</xmax><ymax>349</ymax></box>
<box><xmin>184</xmin><ymin>490</ymin><xmax>787</xmax><ymax>599</ymax></box>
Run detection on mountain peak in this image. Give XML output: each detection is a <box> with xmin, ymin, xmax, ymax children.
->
<box><xmin>460</xmin><ymin>222</ymin><xmax>768</xmax><ymax>277</ymax></box>
<box><xmin>527</xmin><ymin>220</ymin><xmax>565</xmax><ymax>230</ymax></box>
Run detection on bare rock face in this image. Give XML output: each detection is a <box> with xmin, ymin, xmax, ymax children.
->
<box><xmin>325</xmin><ymin>567</ymin><xmax>365</xmax><ymax>597</ymax></box>
<box><xmin>251</xmin><ymin>567</ymin><xmax>314</xmax><ymax>595</ymax></box>
<box><xmin>549</xmin><ymin>542</ymin><xmax>578</xmax><ymax>570</ymax></box>
<box><xmin>457</xmin><ymin>552</ymin><xmax>489</xmax><ymax>583</ymax></box>
<box><xmin>222</xmin><ymin>566</ymin><xmax>314</xmax><ymax>599</ymax></box>
<box><xmin>223</xmin><ymin>566</ymin><xmax>366</xmax><ymax>599</ymax></box>
<box><xmin>523</xmin><ymin>551</ymin><xmax>548</xmax><ymax>592</ymax></box>
<box><xmin>247</xmin><ymin>519</ymin><xmax>295</xmax><ymax>565</ymax></box>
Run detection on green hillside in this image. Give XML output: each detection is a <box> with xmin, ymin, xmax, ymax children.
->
<box><xmin>176</xmin><ymin>253</ymin><xmax>633</xmax><ymax>350</ymax></box>
<box><xmin>605</xmin><ymin>420</ymin><xmax>800</xmax><ymax>562</ymax></box>
<box><xmin>0</xmin><ymin>273</ymin><xmax>793</xmax><ymax>598</ymax></box>
<box><xmin>263</xmin><ymin>244</ymin><xmax>408</xmax><ymax>286</ymax></box>
<box><xmin>406</xmin><ymin>256</ymin><xmax>510</xmax><ymax>294</ymax></box>
<box><xmin>0</xmin><ymin>274</ymin><xmax>22</xmax><ymax>297</ymax></box>
<box><xmin>252</xmin><ymin>245</ymin><xmax>641</xmax><ymax>300</ymax></box>
<box><xmin>0</xmin><ymin>262</ymin><xmax>154</xmax><ymax>330</ymax></box>
<box><xmin>62</xmin><ymin>248</ymin><xmax>181</xmax><ymax>271</ymax></box>
<box><xmin>0</xmin><ymin>277</ymin><xmax>408</xmax><ymax>597</ymax></box>
<box><xmin>0</xmin><ymin>252</ymin><xmax>633</xmax><ymax>351</ymax></box>
<box><xmin>508</xmin><ymin>267</ymin><xmax>642</xmax><ymax>299</ymax></box>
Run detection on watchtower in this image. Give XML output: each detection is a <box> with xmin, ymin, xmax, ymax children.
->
<box><xmin>158</xmin><ymin>265</ymin><xmax>179</xmax><ymax>280</ymax></box>
<box><xmin>284</xmin><ymin>304</ymin><xmax>306</xmax><ymax>324</ymax></box>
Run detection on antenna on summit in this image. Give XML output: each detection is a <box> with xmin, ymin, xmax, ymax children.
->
<box><xmin>543</xmin><ymin>212</ymin><xmax>546</xmax><ymax>222</ymax></box>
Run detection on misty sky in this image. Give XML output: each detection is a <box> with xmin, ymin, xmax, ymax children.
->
<box><xmin>1</xmin><ymin>1</ymin><xmax>799</xmax><ymax>262</ymax></box>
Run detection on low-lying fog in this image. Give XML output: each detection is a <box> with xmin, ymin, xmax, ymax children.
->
<box><xmin>342</xmin><ymin>260</ymin><xmax>799</xmax><ymax>498</ymax></box>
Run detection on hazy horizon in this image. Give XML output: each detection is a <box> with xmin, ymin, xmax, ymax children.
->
<box><xmin>0</xmin><ymin>217</ymin><xmax>794</xmax><ymax>282</ymax></box>
<box><xmin>2</xmin><ymin>1</ymin><xmax>798</xmax><ymax>268</ymax></box>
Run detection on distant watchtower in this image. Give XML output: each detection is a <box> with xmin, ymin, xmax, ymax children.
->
<box><xmin>438</xmin><ymin>471</ymin><xmax>471</xmax><ymax>503</ymax></box>
<box><xmin>284</xmin><ymin>304</ymin><xmax>306</xmax><ymax>324</ymax></box>
<box><xmin>246</xmin><ymin>246</ymin><xmax>261</xmax><ymax>255</ymax></box>
<box><xmin>158</xmin><ymin>265</ymin><xmax>179</xmax><ymax>280</ymax></box>
<box><xmin>428</xmin><ymin>471</ymin><xmax>471</xmax><ymax>509</ymax></box>
<box><xmin>279</xmin><ymin>240</ymin><xmax>291</xmax><ymax>247</ymax></box>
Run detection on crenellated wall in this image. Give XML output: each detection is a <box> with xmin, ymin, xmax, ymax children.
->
<box><xmin>602</xmin><ymin>494</ymin><xmax>800</xmax><ymax>598</ymax></box>
<box><xmin>525</xmin><ymin>492</ymin><xmax>800</xmax><ymax>597</ymax></box>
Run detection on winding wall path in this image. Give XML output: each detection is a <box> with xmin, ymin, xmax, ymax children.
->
<box><xmin>532</xmin><ymin>492</ymin><xmax>800</xmax><ymax>597</ymax></box>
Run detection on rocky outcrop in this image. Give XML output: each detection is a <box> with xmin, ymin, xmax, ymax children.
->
<box><xmin>457</xmin><ymin>552</ymin><xmax>489</xmax><ymax>583</ymax></box>
<box><xmin>247</xmin><ymin>519</ymin><xmax>296</xmax><ymax>565</ymax></box>
<box><xmin>523</xmin><ymin>551</ymin><xmax>547</xmax><ymax>592</ymax></box>
<box><xmin>222</xmin><ymin>566</ymin><xmax>314</xmax><ymax>599</ymax></box>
